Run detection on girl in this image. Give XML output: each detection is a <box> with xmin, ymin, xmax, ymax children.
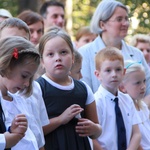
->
<box><xmin>0</xmin><ymin>36</ymin><xmax>44</xmax><ymax>150</ymax></box>
<box><xmin>37</xmin><ymin>27</ymin><xmax>102</xmax><ymax>150</ymax></box>
<box><xmin>120</xmin><ymin>60</ymin><xmax>150</xmax><ymax>150</ymax></box>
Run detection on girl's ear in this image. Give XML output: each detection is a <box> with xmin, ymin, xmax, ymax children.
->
<box><xmin>119</xmin><ymin>83</ymin><xmax>127</xmax><ymax>93</ymax></box>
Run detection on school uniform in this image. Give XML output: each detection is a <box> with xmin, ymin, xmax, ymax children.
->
<box><xmin>137</xmin><ymin>101</ymin><xmax>150</xmax><ymax>150</ymax></box>
<box><xmin>37</xmin><ymin>74</ymin><xmax>94</xmax><ymax>150</ymax></box>
<box><xmin>79</xmin><ymin>35</ymin><xmax>150</xmax><ymax>95</ymax></box>
<box><xmin>0</xmin><ymin>133</ymin><xmax>6</xmax><ymax>149</ymax></box>
<box><xmin>19</xmin><ymin>81</ymin><xmax>49</xmax><ymax>148</ymax></box>
<box><xmin>94</xmin><ymin>85</ymin><xmax>140</xmax><ymax>150</ymax></box>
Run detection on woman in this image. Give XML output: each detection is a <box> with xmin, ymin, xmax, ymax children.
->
<box><xmin>79</xmin><ymin>0</ymin><xmax>150</xmax><ymax>95</ymax></box>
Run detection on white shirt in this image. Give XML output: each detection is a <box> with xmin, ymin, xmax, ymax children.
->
<box><xmin>137</xmin><ymin>101</ymin><xmax>150</xmax><ymax>150</ymax></box>
<box><xmin>0</xmin><ymin>134</ymin><xmax>5</xmax><ymax>150</ymax></box>
<box><xmin>19</xmin><ymin>81</ymin><xmax>49</xmax><ymax>148</ymax></box>
<box><xmin>79</xmin><ymin>35</ymin><xmax>150</xmax><ymax>95</ymax></box>
<box><xmin>94</xmin><ymin>85</ymin><xmax>140</xmax><ymax>150</ymax></box>
<box><xmin>1</xmin><ymin>93</ymin><xmax>39</xmax><ymax>150</ymax></box>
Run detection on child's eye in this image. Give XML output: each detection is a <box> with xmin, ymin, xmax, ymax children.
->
<box><xmin>116</xmin><ymin>68</ymin><xmax>121</xmax><ymax>71</ymax></box>
<box><xmin>22</xmin><ymin>75</ymin><xmax>28</xmax><ymax>79</ymax></box>
<box><xmin>48</xmin><ymin>53</ymin><xmax>53</xmax><ymax>56</ymax></box>
<box><xmin>61</xmin><ymin>50</ymin><xmax>67</xmax><ymax>55</ymax></box>
<box><xmin>106</xmin><ymin>69</ymin><xmax>110</xmax><ymax>72</ymax></box>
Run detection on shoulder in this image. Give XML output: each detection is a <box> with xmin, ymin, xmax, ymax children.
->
<box><xmin>123</xmin><ymin>41</ymin><xmax>143</xmax><ymax>54</ymax></box>
<box><xmin>118</xmin><ymin>91</ymin><xmax>133</xmax><ymax>103</ymax></box>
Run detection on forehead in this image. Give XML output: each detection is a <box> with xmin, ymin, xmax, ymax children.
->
<box><xmin>111</xmin><ymin>7</ymin><xmax>128</xmax><ymax>17</ymax></box>
<box><xmin>0</xmin><ymin>27</ymin><xmax>29</xmax><ymax>40</ymax></box>
<box><xmin>46</xmin><ymin>6</ymin><xmax>64</xmax><ymax>16</ymax></box>
<box><xmin>28</xmin><ymin>21</ymin><xmax>43</xmax><ymax>30</ymax></box>
<box><xmin>102</xmin><ymin>59</ymin><xmax>123</xmax><ymax>67</ymax></box>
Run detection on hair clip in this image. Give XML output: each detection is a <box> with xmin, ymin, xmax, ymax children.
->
<box><xmin>125</xmin><ymin>61</ymin><xmax>142</xmax><ymax>69</ymax></box>
<box><xmin>13</xmin><ymin>48</ymin><xmax>18</xmax><ymax>59</ymax></box>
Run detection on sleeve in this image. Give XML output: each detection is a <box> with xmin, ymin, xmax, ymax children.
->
<box><xmin>34</xmin><ymin>81</ymin><xmax>50</xmax><ymax>126</ymax></box>
<box><xmin>0</xmin><ymin>134</ymin><xmax>6</xmax><ymax>150</ymax></box>
<box><xmin>94</xmin><ymin>92</ymin><xmax>103</xmax><ymax>124</ymax></box>
<box><xmin>131</xmin><ymin>101</ymin><xmax>141</xmax><ymax>125</ymax></box>
<box><xmin>82</xmin><ymin>81</ymin><xmax>95</xmax><ymax>105</ymax></box>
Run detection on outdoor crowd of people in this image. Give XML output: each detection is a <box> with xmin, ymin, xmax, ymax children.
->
<box><xmin>0</xmin><ymin>0</ymin><xmax>150</xmax><ymax>150</ymax></box>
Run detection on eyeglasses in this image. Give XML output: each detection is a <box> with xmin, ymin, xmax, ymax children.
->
<box><xmin>108</xmin><ymin>17</ymin><xmax>131</xmax><ymax>23</ymax></box>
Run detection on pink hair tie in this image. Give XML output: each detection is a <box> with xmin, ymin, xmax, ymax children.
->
<box><xmin>13</xmin><ymin>48</ymin><xmax>18</xmax><ymax>59</ymax></box>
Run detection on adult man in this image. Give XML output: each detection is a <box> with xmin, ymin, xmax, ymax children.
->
<box><xmin>40</xmin><ymin>1</ymin><xmax>65</xmax><ymax>31</ymax></box>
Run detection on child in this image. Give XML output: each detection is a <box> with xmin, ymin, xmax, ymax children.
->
<box><xmin>75</xmin><ymin>26</ymin><xmax>97</xmax><ymax>49</ymax></box>
<box><xmin>94</xmin><ymin>47</ymin><xmax>141</xmax><ymax>150</ymax></box>
<box><xmin>0</xmin><ymin>36</ymin><xmax>44</xmax><ymax>150</ymax></box>
<box><xmin>0</xmin><ymin>114</ymin><xmax>27</xmax><ymax>149</ymax></box>
<box><xmin>0</xmin><ymin>18</ymin><xmax>50</xmax><ymax>149</ymax></box>
<box><xmin>119</xmin><ymin>60</ymin><xmax>150</xmax><ymax>150</ymax></box>
<box><xmin>36</xmin><ymin>27</ymin><xmax>102</xmax><ymax>150</ymax></box>
<box><xmin>0</xmin><ymin>17</ymin><xmax>30</xmax><ymax>40</ymax></box>
<box><xmin>70</xmin><ymin>49</ymin><xmax>82</xmax><ymax>80</ymax></box>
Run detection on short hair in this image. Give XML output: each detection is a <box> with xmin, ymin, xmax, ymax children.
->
<box><xmin>71</xmin><ymin>49</ymin><xmax>82</xmax><ymax>70</ymax></box>
<box><xmin>130</xmin><ymin>34</ymin><xmax>150</xmax><ymax>47</ymax></box>
<box><xmin>40</xmin><ymin>1</ymin><xmax>64</xmax><ymax>18</ymax></box>
<box><xmin>95</xmin><ymin>47</ymin><xmax>124</xmax><ymax>70</ymax></box>
<box><xmin>38</xmin><ymin>26</ymin><xmax>73</xmax><ymax>57</ymax></box>
<box><xmin>0</xmin><ymin>17</ymin><xmax>30</xmax><ymax>39</ymax></box>
<box><xmin>0</xmin><ymin>36</ymin><xmax>40</xmax><ymax>96</ymax></box>
<box><xmin>76</xmin><ymin>26</ymin><xmax>95</xmax><ymax>41</ymax></box>
<box><xmin>90</xmin><ymin>0</ymin><xmax>128</xmax><ymax>34</ymax></box>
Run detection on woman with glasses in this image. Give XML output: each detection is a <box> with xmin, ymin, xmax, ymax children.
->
<box><xmin>79</xmin><ymin>0</ymin><xmax>150</xmax><ymax>95</ymax></box>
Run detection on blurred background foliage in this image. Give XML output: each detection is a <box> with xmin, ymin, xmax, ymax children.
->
<box><xmin>0</xmin><ymin>0</ymin><xmax>149</xmax><ymax>37</ymax></box>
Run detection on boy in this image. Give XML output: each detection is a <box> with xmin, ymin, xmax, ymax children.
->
<box><xmin>93</xmin><ymin>47</ymin><xmax>141</xmax><ymax>150</ymax></box>
<box><xmin>0</xmin><ymin>17</ymin><xmax>30</xmax><ymax>40</ymax></box>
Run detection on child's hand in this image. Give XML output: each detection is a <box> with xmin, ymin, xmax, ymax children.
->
<box><xmin>75</xmin><ymin>118</ymin><xmax>100</xmax><ymax>138</ymax></box>
<box><xmin>59</xmin><ymin>104</ymin><xmax>83</xmax><ymax>125</ymax></box>
<box><xmin>10</xmin><ymin>114</ymin><xmax>28</xmax><ymax>135</ymax></box>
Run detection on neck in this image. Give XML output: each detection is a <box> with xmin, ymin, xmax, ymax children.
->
<box><xmin>0</xmin><ymin>76</ymin><xmax>12</xmax><ymax>101</ymax></box>
<box><xmin>101</xmin><ymin>34</ymin><xmax>122</xmax><ymax>49</ymax></box>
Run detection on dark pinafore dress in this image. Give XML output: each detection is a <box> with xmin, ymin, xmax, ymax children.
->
<box><xmin>37</xmin><ymin>77</ymin><xmax>92</xmax><ymax>150</ymax></box>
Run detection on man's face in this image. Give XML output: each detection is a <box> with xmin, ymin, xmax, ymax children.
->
<box><xmin>44</xmin><ymin>6</ymin><xmax>65</xmax><ymax>29</ymax></box>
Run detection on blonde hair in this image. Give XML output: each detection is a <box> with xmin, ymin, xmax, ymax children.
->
<box><xmin>123</xmin><ymin>60</ymin><xmax>145</xmax><ymax>109</ymax></box>
<box><xmin>0</xmin><ymin>36</ymin><xmax>40</xmax><ymax>96</ymax></box>
<box><xmin>95</xmin><ymin>47</ymin><xmax>124</xmax><ymax>70</ymax></box>
<box><xmin>75</xmin><ymin>26</ymin><xmax>96</xmax><ymax>41</ymax></box>
<box><xmin>130</xmin><ymin>34</ymin><xmax>150</xmax><ymax>47</ymax></box>
<box><xmin>38</xmin><ymin>26</ymin><xmax>74</xmax><ymax>57</ymax></box>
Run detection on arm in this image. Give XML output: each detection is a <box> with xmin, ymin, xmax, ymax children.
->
<box><xmin>39</xmin><ymin>146</ymin><xmax>45</xmax><ymax>150</ymax></box>
<box><xmin>127</xmin><ymin>124</ymin><xmax>141</xmax><ymax>150</ymax></box>
<box><xmin>5</xmin><ymin>114</ymin><xmax>28</xmax><ymax>148</ymax></box>
<box><xmin>93</xmin><ymin>139</ymin><xmax>103</xmax><ymax>150</ymax></box>
<box><xmin>43</xmin><ymin>104</ymin><xmax>83</xmax><ymax>135</ymax></box>
<box><xmin>75</xmin><ymin>101</ymin><xmax>102</xmax><ymax>139</ymax></box>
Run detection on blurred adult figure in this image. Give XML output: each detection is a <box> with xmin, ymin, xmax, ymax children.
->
<box><xmin>39</xmin><ymin>0</ymin><xmax>65</xmax><ymax>31</ymax></box>
<box><xmin>17</xmin><ymin>10</ymin><xmax>44</xmax><ymax>46</ymax></box>
<box><xmin>0</xmin><ymin>8</ymin><xmax>12</xmax><ymax>22</ymax></box>
<box><xmin>79</xmin><ymin>0</ymin><xmax>150</xmax><ymax>95</ymax></box>
<box><xmin>130</xmin><ymin>34</ymin><xmax>150</xmax><ymax>67</ymax></box>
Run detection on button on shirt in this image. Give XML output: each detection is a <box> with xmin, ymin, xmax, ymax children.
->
<box><xmin>94</xmin><ymin>85</ymin><xmax>140</xmax><ymax>150</ymax></box>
